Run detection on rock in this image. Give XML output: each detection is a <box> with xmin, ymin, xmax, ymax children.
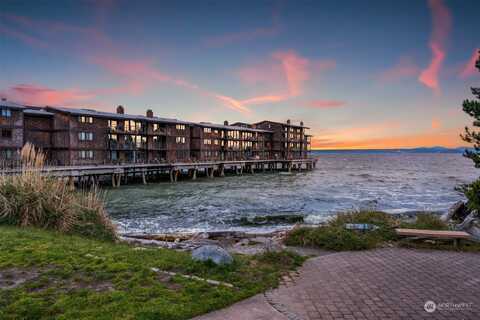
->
<box><xmin>191</xmin><ymin>245</ymin><xmax>233</xmax><ymax>265</ymax></box>
<box><xmin>456</xmin><ymin>210</ymin><xmax>480</xmax><ymax>241</ymax></box>
<box><xmin>358</xmin><ymin>199</ymin><xmax>378</xmax><ymax>211</ymax></box>
<box><xmin>442</xmin><ymin>201</ymin><xmax>469</xmax><ymax>222</ymax></box>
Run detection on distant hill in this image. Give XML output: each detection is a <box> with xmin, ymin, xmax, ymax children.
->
<box><xmin>311</xmin><ymin>147</ymin><xmax>471</xmax><ymax>154</ymax></box>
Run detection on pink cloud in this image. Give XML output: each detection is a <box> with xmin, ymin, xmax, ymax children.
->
<box><xmin>1</xmin><ymin>84</ymin><xmax>95</xmax><ymax>107</ymax></box>
<box><xmin>459</xmin><ymin>49</ymin><xmax>479</xmax><ymax>79</ymax></box>
<box><xmin>212</xmin><ymin>94</ymin><xmax>250</xmax><ymax>114</ymax></box>
<box><xmin>273</xmin><ymin>50</ymin><xmax>310</xmax><ymax>97</ymax></box>
<box><xmin>0</xmin><ymin>24</ymin><xmax>50</xmax><ymax>50</ymax></box>
<box><xmin>305</xmin><ymin>100</ymin><xmax>346</xmax><ymax>109</ymax></box>
<box><xmin>418</xmin><ymin>0</ymin><xmax>452</xmax><ymax>92</ymax></box>
<box><xmin>378</xmin><ymin>56</ymin><xmax>420</xmax><ymax>82</ymax></box>
<box><xmin>235</xmin><ymin>50</ymin><xmax>337</xmax><ymax>107</ymax></box>
<box><xmin>0</xmin><ymin>13</ymin><xmax>253</xmax><ymax>114</ymax></box>
<box><xmin>241</xmin><ymin>95</ymin><xmax>287</xmax><ymax>106</ymax></box>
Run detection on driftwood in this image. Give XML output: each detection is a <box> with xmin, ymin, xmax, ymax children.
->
<box><xmin>441</xmin><ymin>201</ymin><xmax>469</xmax><ymax>222</ymax></box>
<box><xmin>456</xmin><ymin>210</ymin><xmax>480</xmax><ymax>241</ymax></box>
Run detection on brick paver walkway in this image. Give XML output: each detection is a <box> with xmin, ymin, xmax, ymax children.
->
<box><xmin>194</xmin><ymin>248</ymin><xmax>480</xmax><ymax>320</ymax></box>
<box><xmin>269</xmin><ymin>248</ymin><xmax>480</xmax><ymax>320</ymax></box>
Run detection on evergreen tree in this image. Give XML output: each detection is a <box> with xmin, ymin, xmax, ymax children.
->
<box><xmin>461</xmin><ymin>50</ymin><xmax>480</xmax><ymax>167</ymax></box>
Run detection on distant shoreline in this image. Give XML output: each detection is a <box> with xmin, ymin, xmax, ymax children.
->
<box><xmin>311</xmin><ymin>147</ymin><xmax>469</xmax><ymax>154</ymax></box>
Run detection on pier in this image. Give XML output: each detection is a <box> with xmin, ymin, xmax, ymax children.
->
<box><xmin>2</xmin><ymin>158</ymin><xmax>317</xmax><ymax>187</ymax></box>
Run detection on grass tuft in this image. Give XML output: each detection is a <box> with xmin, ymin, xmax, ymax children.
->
<box><xmin>285</xmin><ymin>211</ymin><xmax>396</xmax><ymax>251</ymax></box>
<box><xmin>0</xmin><ymin>144</ymin><xmax>117</xmax><ymax>241</ymax></box>
<box><xmin>399</xmin><ymin>212</ymin><xmax>448</xmax><ymax>230</ymax></box>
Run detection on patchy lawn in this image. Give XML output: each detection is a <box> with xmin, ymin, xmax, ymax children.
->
<box><xmin>0</xmin><ymin>226</ymin><xmax>304</xmax><ymax>320</ymax></box>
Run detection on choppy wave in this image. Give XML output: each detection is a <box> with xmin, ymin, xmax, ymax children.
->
<box><xmin>106</xmin><ymin>153</ymin><xmax>478</xmax><ymax>234</ymax></box>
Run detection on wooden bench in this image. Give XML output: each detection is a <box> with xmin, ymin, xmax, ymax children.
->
<box><xmin>395</xmin><ymin>228</ymin><xmax>471</xmax><ymax>248</ymax></box>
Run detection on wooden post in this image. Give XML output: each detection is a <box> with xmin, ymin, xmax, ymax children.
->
<box><xmin>219</xmin><ymin>164</ymin><xmax>225</xmax><ymax>177</ymax></box>
<box><xmin>170</xmin><ymin>169</ymin><xmax>175</xmax><ymax>183</ymax></box>
<box><xmin>250</xmin><ymin>164</ymin><xmax>254</xmax><ymax>174</ymax></box>
<box><xmin>288</xmin><ymin>162</ymin><xmax>292</xmax><ymax>173</ymax></box>
<box><xmin>68</xmin><ymin>176</ymin><xmax>75</xmax><ymax>190</ymax></box>
<box><xmin>142</xmin><ymin>170</ymin><xmax>147</xmax><ymax>185</ymax></box>
<box><xmin>192</xmin><ymin>168</ymin><xmax>197</xmax><ymax>180</ymax></box>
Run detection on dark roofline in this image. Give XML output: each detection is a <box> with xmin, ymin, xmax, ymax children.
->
<box><xmin>2</xmin><ymin>100</ymin><xmax>287</xmax><ymax>133</ymax></box>
<box><xmin>254</xmin><ymin>120</ymin><xmax>310</xmax><ymax>129</ymax></box>
<box><xmin>0</xmin><ymin>100</ymin><xmax>26</xmax><ymax>110</ymax></box>
<box><xmin>45</xmin><ymin>106</ymin><xmax>192</xmax><ymax>125</ymax></box>
<box><xmin>24</xmin><ymin>109</ymin><xmax>54</xmax><ymax>117</ymax></box>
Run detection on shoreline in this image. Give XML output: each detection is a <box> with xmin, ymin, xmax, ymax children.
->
<box><xmin>114</xmin><ymin>209</ymin><xmax>444</xmax><ymax>237</ymax></box>
<box><xmin>118</xmin><ymin>210</ymin><xmax>446</xmax><ymax>254</ymax></box>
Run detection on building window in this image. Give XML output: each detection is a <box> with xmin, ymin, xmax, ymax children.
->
<box><xmin>203</xmin><ymin>127</ymin><xmax>212</xmax><ymax>133</ymax></box>
<box><xmin>1</xmin><ymin>129</ymin><xmax>12</xmax><ymax>139</ymax></box>
<box><xmin>203</xmin><ymin>139</ymin><xmax>212</xmax><ymax>145</ymax></box>
<box><xmin>108</xmin><ymin>120</ymin><xmax>118</xmax><ymax>131</ymax></box>
<box><xmin>176</xmin><ymin>136</ymin><xmax>186</xmax><ymax>144</ymax></box>
<box><xmin>109</xmin><ymin>151</ymin><xmax>118</xmax><ymax>161</ymax></box>
<box><xmin>124</xmin><ymin>120</ymin><xmax>142</xmax><ymax>132</ymax></box>
<box><xmin>1</xmin><ymin>149</ymin><xmax>13</xmax><ymax>159</ymax></box>
<box><xmin>213</xmin><ymin>139</ymin><xmax>219</xmax><ymax>145</ymax></box>
<box><xmin>137</xmin><ymin>135</ymin><xmax>146</xmax><ymax>148</ymax></box>
<box><xmin>78</xmin><ymin>132</ymin><xmax>93</xmax><ymax>141</ymax></box>
<box><xmin>176</xmin><ymin>124</ymin><xmax>185</xmax><ymax>130</ymax></box>
<box><xmin>79</xmin><ymin>150</ymin><xmax>94</xmax><ymax>159</ymax></box>
<box><xmin>79</xmin><ymin>116</ymin><xmax>93</xmax><ymax>123</ymax></box>
<box><xmin>1</xmin><ymin>108</ymin><xmax>12</xmax><ymax>117</ymax></box>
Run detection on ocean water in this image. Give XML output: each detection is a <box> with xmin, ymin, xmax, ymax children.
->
<box><xmin>105</xmin><ymin>152</ymin><xmax>478</xmax><ymax>234</ymax></box>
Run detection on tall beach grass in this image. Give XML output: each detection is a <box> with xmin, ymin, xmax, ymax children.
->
<box><xmin>0</xmin><ymin>143</ymin><xmax>117</xmax><ymax>241</ymax></box>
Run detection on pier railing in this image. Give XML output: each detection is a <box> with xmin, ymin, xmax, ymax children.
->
<box><xmin>1</xmin><ymin>158</ymin><xmax>317</xmax><ymax>187</ymax></box>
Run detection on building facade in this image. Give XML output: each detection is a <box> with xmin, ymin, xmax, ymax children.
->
<box><xmin>0</xmin><ymin>100</ymin><xmax>312</xmax><ymax>166</ymax></box>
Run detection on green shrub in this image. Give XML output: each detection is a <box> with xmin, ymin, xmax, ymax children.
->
<box><xmin>458</xmin><ymin>178</ymin><xmax>480</xmax><ymax>212</ymax></box>
<box><xmin>285</xmin><ymin>211</ymin><xmax>397</xmax><ymax>251</ymax></box>
<box><xmin>400</xmin><ymin>213</ymin><xmax>448</xmax><ymax>230</ymax></box>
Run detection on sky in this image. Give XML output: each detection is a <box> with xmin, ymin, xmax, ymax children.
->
<box><xmin>0</xmin><ymin>0</ymin><xmax>478</xmax><ymax>149</ymax></box>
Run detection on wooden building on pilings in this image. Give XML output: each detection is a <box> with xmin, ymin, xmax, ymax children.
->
<box><xmin>0</xmin><ymin>100</ymin><xmax>313</xmax><ymax>171</ymax></box>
